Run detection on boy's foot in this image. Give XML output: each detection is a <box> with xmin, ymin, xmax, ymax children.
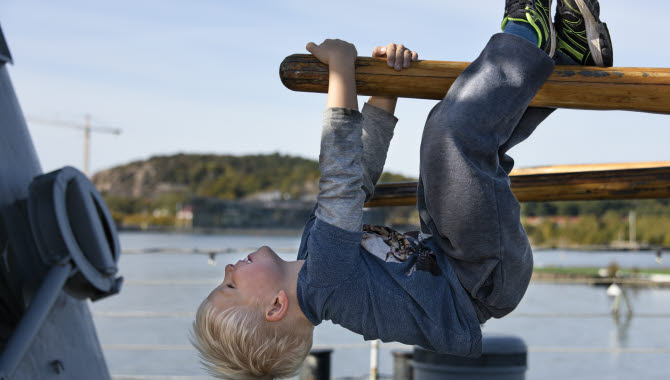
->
<box><xmin>502</xmin><ymin>0</ymin><xmax>556</xmax><ymax>56</ymax></box>
<box><xmin>555</xmin><ymin>0</ymin><xmax>613</xmax><ymax>66</ymax></box>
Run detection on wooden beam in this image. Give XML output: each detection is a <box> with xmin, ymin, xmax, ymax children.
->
<box><xmin>365</xmin><ymin>163</ymin><xmax>670</xmax><ymax>207</ymax></box>
<box><xmin>510</xmin><ymin>161</ymin><xmax>670</xmax><ymax>175</ymax></box>
<box><xmin>280</xmin><ymin>54</ymin><xmax>670</xmax><ymax>114</ymax></box>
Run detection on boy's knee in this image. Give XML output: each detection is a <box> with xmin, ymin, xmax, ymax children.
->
<box><xmin>423</xmin><ymin>105</ymin><xmax>498</xmax><ymax>157</ymax></box>
<box><xmin>190</xmin><ymin>298</ymin><xmax>314</xmax><ymax>379</ymax></box>
<box><xmin>482</xmin><ymin>244</ymin><xmax>533</xmax><ymax>311</ymax></box>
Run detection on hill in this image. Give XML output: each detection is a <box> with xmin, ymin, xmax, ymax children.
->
<box><xmin>94</xmin><ymin>153</ymin><xmax>318</xmax><ymax>200</ymax></box>
<box><xmin>92</xmin><ymin>153</ymin><xmax>416</xmax><ymax>228</ymax></box>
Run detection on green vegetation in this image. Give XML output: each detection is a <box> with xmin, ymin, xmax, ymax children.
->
<box><xmin>106</xmin><ymin>153</ymin><xmax>321</xmax><ymax>199</ymax></box>
<box><xmin>534</xmin><ymin>266</ymin><xmax>602</xmax><ymax>276</ymax></box>
<box><xmin>534</xmin><ymin>266</ymin><xmax>670</xmax><ymax>276</ymax></box>
<box><xmin>521</xmin><ymin>199</ymin><xmax>670</xmax><ymax>247</ymax></box>
<box><xmin>523</xmin><ymin>199</ymin><xmax>670</xmax><ymax>218</ymax></box>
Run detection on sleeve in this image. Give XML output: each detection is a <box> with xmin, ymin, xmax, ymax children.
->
<box><xmin>315</xmin><ymin>108</ymin><xmax>366</xmax><ymax>232</ymax></box>
<box><xmin>360</xmin><ymin>103</ymin><xmax>398</xmax><ymax>201</ymax></box>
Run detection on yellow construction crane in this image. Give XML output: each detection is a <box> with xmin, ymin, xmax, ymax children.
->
<box><xmin>27</xmin><ymin>114</ymin><xmax>122</xmax><ymax>176</ymax></box>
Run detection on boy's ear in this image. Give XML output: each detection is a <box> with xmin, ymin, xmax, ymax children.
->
<box><xmin>265</xmin><ymin>290</ymin><xmax>289</xmax><ymax>322</ymax></box>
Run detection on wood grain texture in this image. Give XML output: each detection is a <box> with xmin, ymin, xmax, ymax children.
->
<box><xmin>510</xmin><ymin>161</ymin><xmax>670</xmax><ymax>175</ymax></box>
<box><xmin>365</xmin><ymin>164</ymin><xmax>670</xmax><ymax>207</ymax></box>
<box><xmin>280</xmin><ymin>54</ymin><xmax>670</xmax><ymax>114</ymax></box>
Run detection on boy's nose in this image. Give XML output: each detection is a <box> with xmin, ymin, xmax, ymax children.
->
<box><xmin>225</xmin><ymin>264</ymin><xmax>235</xmax><ymax>273</ymax></box>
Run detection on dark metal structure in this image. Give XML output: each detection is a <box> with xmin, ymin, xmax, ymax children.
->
<box><xmin>300</xmin><ymin>349</ymin><xmax>332</xmax><ymax>380</ymax></box>
<box><xmin>0</xmin><ymin>24</ymin><xmax>121</xmax><ymax>379</ymax></box>
<box><xmin>413</xmin><ymin>334</ymin><xmax>527</xmax><ymax>379</ymax></box>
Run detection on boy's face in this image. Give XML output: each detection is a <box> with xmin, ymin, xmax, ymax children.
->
<box><xmin>208</xmin><ymin>245</ymin><xmax>286</xmax><ymax>311</ymax></box>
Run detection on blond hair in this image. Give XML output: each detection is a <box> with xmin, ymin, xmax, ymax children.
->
<box><xmin>190</xmin><ymin>298</ymin><xmax>313</xmax><ymax>380</ymax></box>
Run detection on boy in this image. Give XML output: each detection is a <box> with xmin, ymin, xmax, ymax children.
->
<box><xmin>191</xmin><ymin>0</ymin><xmax>613</xmax><ymax>378</ymax></box>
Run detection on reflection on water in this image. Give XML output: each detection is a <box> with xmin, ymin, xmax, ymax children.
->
<box><xmin>90</xmin><ymin>232</ymin><xmax>670</xmax><ymax>380</ymax></box>
<box><xmin>613</xmin><ymin>313</ymin><xmax>632</xmax><ymax>346</ymax></box>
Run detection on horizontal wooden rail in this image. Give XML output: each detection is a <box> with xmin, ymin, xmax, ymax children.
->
<box><xmin>510</xmin><ymin>161</ymin><xmax>670</xmax><ymax>175</ymax></box>
<box><xmin>280</xmin><ymin>55</ymin><xmax>670</xmax><ymax>114</ymax></box>
<box><xmin>365</xmin><ymin>162</ymin><xmax>670</xmax><ymax>207</ymax></box>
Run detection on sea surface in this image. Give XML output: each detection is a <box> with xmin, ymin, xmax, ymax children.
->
<box><xmin>91</xmin><ymin>232</ymin><xmax>670</xmax><ymax>380</ymax></box>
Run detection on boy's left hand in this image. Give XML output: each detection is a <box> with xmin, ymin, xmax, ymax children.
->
<box><xmin>373</xmin><ymin>43</ymin><xmax>418</xmax><ymax>71</ymax></box>
<box><xmin>306</xmin><ymin>39</ymin><xmax>358</xmax><ymax>68</ymax></box>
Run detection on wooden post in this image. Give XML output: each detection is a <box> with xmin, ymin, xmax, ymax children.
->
<box><xmin>83</xmin><ymin>114</ymin><xmax>91</xmax><ymax>177</ymax></box>
<box><xmin>629</xmin><ymin>210</ymin><xmax>637</xmax><ymax>244</ymax></box>
<box><xmin>365</xmin><ymin>162</ymin><xmax>670</xmax><ymax>207</ymax></box>
<box><xmin>280</xmin><ymin>55</ymin><xmax>670</xmax><ymax>114</ymax></box>
<box><xmin>369</xmin><ymin>340</ymin><xmax>379</xmax><ymax>380</ymax></box>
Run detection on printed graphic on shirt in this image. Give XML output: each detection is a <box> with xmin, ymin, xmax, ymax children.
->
<box><xmin>361</xmin><ymin>224</ymin><xmax>442</xmax><ymax>276</ymax></box>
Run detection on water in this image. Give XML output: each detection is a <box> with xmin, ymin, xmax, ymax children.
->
<box><xmin>91</xmin><ymin>232</ymin><xmax>670</xmax><ymax>379</ymax></box>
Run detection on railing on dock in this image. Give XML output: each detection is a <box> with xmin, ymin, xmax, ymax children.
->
<box><xmin>366</xmin><ymin>161</ymin><xmax>670</xmax><ymax>207</ymax></box>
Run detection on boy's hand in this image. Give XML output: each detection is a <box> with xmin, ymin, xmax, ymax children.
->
<box><xmin>372</xmin><ymin>43</ymin><xmax>418</xmax><ymax>71</ymax></box>
<box><xmin>306</xmin><ymin>39</ymin><xmax>357</xmax><ymax>68</ymax></box>
<box><xmin>367</xmin><ymin>43</ymin><xmax>417</xmax><ymax>114</ymax></box>
<box><xmin>307</xmin><ymin>39</ymin><xmax>358</xmax><ymax>110</ymax></box>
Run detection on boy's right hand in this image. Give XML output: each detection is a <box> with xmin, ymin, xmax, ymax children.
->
<box><xmin>306</xmin><ymin>39</ymin><xmax>358</xmax><ymax>68</ymax></box>
<box><xmin>373</xmin><ymin>43</ymin><xmax>418</xmax><ymax>71</ymax></box>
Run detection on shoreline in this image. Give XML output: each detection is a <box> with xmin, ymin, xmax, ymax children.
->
<box><xmin>117</xmin><ymin>228</ymin><xmax>670</xmax><ymax>252</ymax></box>
<box><xmin>118</xmin><ymin>226</ymin><xmax>304</xmax><ymax>236</ymax></box>
<box><xmin>533</xmin><ymin>244</ymin><xmax>669</xmax><ymax>252</ymax></box>
<box><xmin>532</xmin><ymin>267</ymin><xmax>670</xmax><ymax>288</ymax></box>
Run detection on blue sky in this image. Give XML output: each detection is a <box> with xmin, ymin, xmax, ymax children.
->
<box><xmin>1</xmin><ymin>0</ymin><xmax>669</xmax><ymax>177</ymax></box>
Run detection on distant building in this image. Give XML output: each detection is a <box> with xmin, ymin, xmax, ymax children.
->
<box><xmin>184</xmin><ymin>197</ymin><xmax>417</xmax><ymax>230</ymax></box>
<box><xmin>186</xmin><ymin>197</ymin><xmax>315</xmax><ymax>229</ymax></box>
<box><xmin>176</xmin><ymin>205</ymin><xmax>193</xmax><ymax>229</ymax></box>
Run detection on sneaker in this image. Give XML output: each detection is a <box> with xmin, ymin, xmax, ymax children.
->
<box><xmin>502</xmin><ymin>0</ymin><xmax>556</xmax><ymax>56</ymax></box>
<box><xmin>555</xmin><ymin>0</ymin><xmax>613</xmax><ymax>66</ymax></box>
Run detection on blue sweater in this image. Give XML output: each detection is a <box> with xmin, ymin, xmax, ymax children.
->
<box><xmin>296</xmin><ymin>211</ymin><xmax>482</xmax><ymax>357</ymax></box>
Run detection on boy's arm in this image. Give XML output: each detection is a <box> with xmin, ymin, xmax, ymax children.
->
<box><xmin>360</xmin><ymin>43</ymin><xmax>418</xmax><ymax>201</ymax></box>
<box><xmin>360</xmin><ymin>102</ymin><xmax>397</xmax><ymax>201</ymax></box>
<box><xmin>306</xmin><ymin>39</ymin><xmax>365</xmax><ymax>232</ymax></box>
<box><xmin>306</xmin><ymin>39</ymin><xmax>358</xmax><ymax>110</ymax></box>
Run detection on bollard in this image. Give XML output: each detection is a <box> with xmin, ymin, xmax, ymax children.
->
<box><xmin>392</xmin><ymin>350</ymin><xmax>413</xmax><ymax>380</ymax></box>
<box><xmin>412</xmin><ymin>334</ymin><xmax>527</xmax><ymax>380</ymax></box>
<box><xmin>300</xmin><ymin>349</ymin><xmax>332</xmax><ymax>380</ymax></box>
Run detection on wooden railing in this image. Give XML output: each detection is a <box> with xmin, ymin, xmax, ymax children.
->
<box><xmin>280</xmin><ymin>55</ymin><xmax>670</xmax><ymax>206</ymax></box>
<box><xmin>280</xmin><ymin>55</ymin><xmax>670</xmax><ymax>114</ymax></box>
<box><xmin>365</xmin><ymin>162</ymin><xmax>670</xmax><ymax>207</ymax></box>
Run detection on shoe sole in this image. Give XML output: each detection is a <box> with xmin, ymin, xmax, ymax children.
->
<box><xmin>574</xmin><ymin>0</ymin><xmax>612</xmax><ymax>66</ymax></box>
<box><xmin>548</xmin><ymin>0</ymin><xmax>557</xmax><ymax>57</ymax></box>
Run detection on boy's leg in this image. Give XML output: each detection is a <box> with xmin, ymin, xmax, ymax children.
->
<box><xmin>417</xmin><ymin>32</ymin><xmax>554</xmax><ymax>322</ymax></box>
<box><xmin>500</xmin><ymin>0</ymin><xmax>614</xmax><ymax>172</ymax></box>
<box><xmin>498</xmin><ymin>1</ymin><xmax>607</xmax><ymax>172</ymax></box>
<box><xmin>497</xmin><ymin>51</ymin><xmax>579</xmax><ymax>173</ymax></box>
<box><xmin>418</xmin><ymin>0</ymin><xmax>612</xmax><ymax>323</ymax></box>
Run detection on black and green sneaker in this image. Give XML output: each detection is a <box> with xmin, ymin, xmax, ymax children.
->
<box><xmin>502</xmin><ymin>0</ymin><xmax>556</xmax><ymax>56</ymax></box>
<box><xmin>555</xmin><ymin>0</ymin><xmax>613</xmax><ymax>66</ymax></box>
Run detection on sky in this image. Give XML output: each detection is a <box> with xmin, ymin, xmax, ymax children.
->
<box><xmin>1</xmin><ymin>0</ymin><xmax>669</xmax><ymax>178</ymax></box>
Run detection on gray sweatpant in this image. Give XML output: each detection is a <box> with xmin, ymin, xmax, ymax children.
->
<box><xmin>417</xmin><ymin>33</ymin><xmax>556</xmax><ymax>323</ymax></box>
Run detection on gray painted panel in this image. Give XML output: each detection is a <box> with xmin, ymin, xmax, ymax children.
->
<box><xmin>0</xmin><ymin>59</ymin><xmax>111</xmax><ymax>378</ymax></box>
<box><xmin>13</xmin><ymin>294</ymin><xmax>110</xmax><ymax>380</ymax></box>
